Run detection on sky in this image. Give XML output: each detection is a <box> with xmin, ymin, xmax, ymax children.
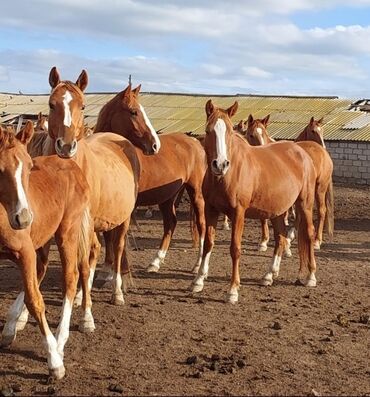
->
<box><xmin>1</xmin><ymin>0</ymin><xmax>370</xmax><ymax>98</ymax></box>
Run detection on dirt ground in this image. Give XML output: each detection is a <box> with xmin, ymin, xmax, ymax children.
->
<box><xmin>0</xmin><ymin>183</ymin><xmax>369</xmax><ymax>396</ymax></box>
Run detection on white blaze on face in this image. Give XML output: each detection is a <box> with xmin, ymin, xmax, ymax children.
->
<box><xmin>214</xmin><ymin>118</ymin><xmax>228</xmax><ymax>163</ymax></box>
<box><xmin>139</xmin><ymin>104</ymin><xmax>161</xmax><ymax>152</ymax></box>
<box><xmin>14</xmin><ymin>158</ymin><xmax>30</xmax><ymax>213</ymax></box>
<box><xmin>63</xmin><ymin>90</ymin><xmax>73</xmax><ymax>128</ymax></box>
<box><xmin>256</xmin><ymin>127</ymin><xmax>265</xmax><ymax>145</ymax></box>
<box><xmin>316</xmin><ymin>126</ymin><xmax>326</xmax><ymax>148</ymax></box>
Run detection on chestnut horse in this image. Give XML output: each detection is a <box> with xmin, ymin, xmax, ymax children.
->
<box><xmin>192</xmin><ymin>100</ymin><xmax>318</xmax><ymax>303</ymax></box>
<box><xmin>0</xmin><ymin>122</ymin><xmax>91</xmax><ymax>379</ymax></box>
<box><xmin>94</xmin><ymin>84</ymin><xmax>206</xmax><ymax>273</ymax></box>
<box><xmin>47</xmin><ymin>66</ymin><xmax>141</xmax><ymax>308</ymax></box>
<box><xmin>246</xmin><ymin>115</ymin><xmax>334</xmax><ymax>249</ymax></box>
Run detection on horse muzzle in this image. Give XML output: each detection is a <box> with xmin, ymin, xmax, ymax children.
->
<box><xmin>10</xmin><ymin>208</ymin><xmax>33</xmax><ymax>230</ymax></box>
<box><xmin>55</xmin><ymin>138</ymin><xmax>78</xmax><ymax>158</ymax></box>
<box><xmin>211</xmin><ymin>159</ymin><xmax>230</xmax><ymax>176</ymax></box>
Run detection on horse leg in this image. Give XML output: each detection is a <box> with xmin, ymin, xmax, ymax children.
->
<box><xmin>147</xmin><ymin>197</ymin><xmax>177</xmax><ymax>272</ymax></box>
<box><xmin>1</xmin><ymin>244</ymin><xmax>64</xmax><ymax>379</ymax></box>
<box><xmin>110</xmin><ymin>219</ymin><xmax>130</xmax><ymax>305</ymax></box>
<box><xmin>192</xmin><ymin>203</ymin><xmax>219</xmax><ymax>293</ymax></box>
<box><xmin>296</xmin><ymin>202</ymin><xmax>317</xmax><ymax>287</ymax></box>
<box><xmin>314</xmin><ymin>185</ymin><xmax>327</xmax><ymax>250</ymax></box>
<box><xmin>258</xmin><ymin>219</ymin><xmax>269</xmax><ymax>251</ymax></box>
<box><xmin>16</xmin><ymin>239</ymin><xmax>52</xmax><ymax>332</ymax></box>
<box><xmin>54</xmin><ymin>230</ymin><xmax>80</xmax><ymax>361</ymax></box>
<box><xmin>222</xmin><ymin>214</ymin><xmax>230</xmax><ymax>230</ymax></box>
<box><xmin>226</xmin><ymin>206</ymin><xmax>245</xmax><ymax>303</ymax></box>
<box><xmin>186</xmin><ymin>186</ymin><xmax>206</xmax><ymax>274</ymax></box>
<box><xmin>261</xmin><ymin>215</ymin><xmax>287</xmax><ymax>286</ymax></box>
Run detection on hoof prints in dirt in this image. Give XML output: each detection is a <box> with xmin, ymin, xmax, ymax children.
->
<box><xmin>182</xmin><ymin>354</ymin><xmax>247</xmax><ymax>378</ymax></box>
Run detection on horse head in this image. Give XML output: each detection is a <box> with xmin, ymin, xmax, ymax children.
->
<box><xmin>0</xmin><ymin>121</ymin><xmax>34</xmax><ymax>229</ymax></box>
<box><xmin>35</xmin><ymin>112</ymin><xmax>49</xmax><ymax>132</ymax></box>
<box><xmin>48</xmin><ymin>66</ymin><xmax>88</xmax><ymax>158</ymax></box>
<box><xmin>245</xmin><ymin>114</ymin><xmax>271</xmax><ymax>146</ymax></box>
<box><xmin>96</xmin><ymin>83</ymin><xmax>161</xmax><ymax>155</ymax></box>
<box><xmin>204</xmin><ymin>99</ymin><xmax>238</xmax><ymax>176</ymax></box>
<box><xmin>303</xmin><ymin>117</ymin><xmax>325</xmax><ymax>148</ymax></box>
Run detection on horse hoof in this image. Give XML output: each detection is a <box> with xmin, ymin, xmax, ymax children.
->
<box><xmin>79</xmin><ymin>321</ymin><xmax>96</xmax><ymax>333</ymax></box>
<box><xmin>147</xmin><ymin>264</ymin><xmax>160</xmax><ymax>273</ymax></box>
<box><xmin>0</xmin><ymin>334</ymin><xmax>15</xmax><ymax>348</ymax></box>
<box><xmin>261</xmin><ymin>276</ymin><xmax>273</xmax><ymax>286</ymax></box>
<box><xmin>305</xmin><ymin>279</ymin><xmax>317</xmax><ymax>287</ymax></box>
<box><xmin>226</xmin><ymin>293</ymin><xmax>238</xmax><ymax>304</ymax></box>
<box><xmin>74</xmin><ymin>297</ymin><xmax>82</xmax><ymax>307</ymax></box>
<box><xmin>259</xmin><ymin>243</ymin><xmax>268</xmax><ymax>252</ymax></box>
<box><xmin>285</xmin><ymin>248</ymin><xmax>292</xmax><ymax>258</ymax></box>
<box><xmin>49</xmin><ymin>365</ymin><xmax>66</xmax><ymax>380</ymax></box>
<box><xmin>272</xmin><ymin>271</ymin><xmax>279</xmax><ymax>279</ymax></box>
<box><xmin>223</xmin><ymin>225</ymin><xmax>230</xmax><ymax>231</ymax></box>
<box><xmin>294</xmin><ymin>279</ymin><xmax>305</xmax><ymax>286</ymax></box>
<box><xmin>314</xmin><ymin>241</ymin><xmax>321</xmax><ymax>250</ymax></box>
<box><xmin>192</xmin><ymin>283</ymin><xmax>204</xmax><ymax>293</ymax></box>
<box><xmin>111</xmin><ymin>295</ymin><xmax>125</xmax><ymax>306</ymax></box>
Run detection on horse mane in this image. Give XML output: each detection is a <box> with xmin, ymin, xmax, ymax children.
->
<box><xmin>94</xmin><ymin>90</ymin><xmax>125</xmax><ymax>133</ymax></box>
<box><xmin>0</xmin><ymin>127</ymin><xmax>15</xmax><ymax>152</ymax></box>
<box><xmin>294</xmin><ymin>126</ymin><xmax>307</xmax><ymax>142</ymax></box>
<box><xmin>27</xmin><ymin>131</ymin><xmax>50</xmax><ymax>157</ymax></box>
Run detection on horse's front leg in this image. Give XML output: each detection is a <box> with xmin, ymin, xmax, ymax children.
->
<box><xmin>258</xmin><ymin>219</ymin><xmax>269</xmax><ymax>251</ymax></box>
<box><xmin>1</xmin><ymin>244</ymin><xmax>64</xmax><ymax>379</ymax></box>
<box><xmin>192</xmin><ymin>203</ymin><xmax>219</xmax><ymax>293</ymax></box>
<box><xmin>16</xmin><ymin>239</ymin><xmax>52</xmax><ymax>332</ymax></box>
<box><xmin>227</xmin><ymin>206</ymin><xmax>245</xmax><ymax>303</ymax></box>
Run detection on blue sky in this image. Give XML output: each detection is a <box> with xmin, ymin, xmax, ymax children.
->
<box><xmin>1</xmin><ymin>1</ymin><xmax>370</xmax><ymax>98</ymax></box>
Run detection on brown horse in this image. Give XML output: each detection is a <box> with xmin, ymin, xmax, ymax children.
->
<box><xmin>192</xmin><ymin>100</ymin><xmax>318</xmax><ymax>303</ymax></box>
<box><xmin>246</xmin><ymin>115</ymin><xmax>334</xmax><ymax>249</ymax></box>
<box><xmin>47</xmin><ymin>66</ymin><xmax>140</xmax><ymax>308</ymax></box>
<box><xmin>94</xmin><ymin>84</ymin><xmax>207</xmax><ymax>273</ymax></box>
<box><xmin>0</xmin><ymin>122</ymin><xmax>91</xmax><ymax>379</ymax></box>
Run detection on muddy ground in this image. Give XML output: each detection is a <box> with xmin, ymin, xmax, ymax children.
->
<box><xmin>0</xmin><ymin>183</ymin><xmax>369</xmax><ymax>396</ymax></box>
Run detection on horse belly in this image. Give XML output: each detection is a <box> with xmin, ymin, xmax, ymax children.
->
<box><xmin>136</xmin><ymin>178</ymin><xmax>184</xmax><ymax>206</ymax></box>
<box><xmin>93</xmin><ymin>168</ymin><xmax>136</xmax><ymax>232</ymax></box>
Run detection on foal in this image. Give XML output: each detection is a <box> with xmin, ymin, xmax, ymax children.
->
<box><xmin>192</xmin><ymin>100</ymin><xmax>318</xmax><ymax>303</ymax></box>
<box><xmin>0</xmin><ymin>122</ymin><xmax>91</xmax><ymax>379</ymax></box>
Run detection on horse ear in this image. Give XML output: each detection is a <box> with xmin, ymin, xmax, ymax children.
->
<box><xmin>49</xmin><ymin>66</ymin><xmax>60</xmax><ymax>89</ymax></box>
<box><xmin>76</xmin><ymin>69</ymin><xmax>88</xmax><ymax>92</ymax></box>
<box><xmin>310</xmin><ymin>116</ymin><xmax>314</xmax><ymax>124</ymax></box>
<box><xmin>132</xmin><ymin>84</ymin><xmax>141</xmax><ymax>97</ymax></box>
<box><xmin>262</xmin><ymin>114</ymin><xmax>270</xmax><ymax>126</ymax></box>
<box><xmin>248</xmin><ymin>114</ymin><xmax>254</xmax><ymax>124</ymax></box>
<box><xmin>318</xmin><ymin>117</ymin><xmax>324</xmax><ymax>124</ymax></box>
<box><xmin>38</xmin><ymin>112</ymin><xmax>42</xmax><ymax>121</ymax></box>
<box><xmin>205</xmin><ymin>99</ymin><xmax>215</xmax><ymax>118</ymax></box>
<box><xmin>227</xmin><ymin>101</ymin><xmax>238</xmax><ymax>118</ymax></box>
<box><xmin>16</xmin><ymin>121</ymin><xmax>34</xmax><ymax>145</ymax></box>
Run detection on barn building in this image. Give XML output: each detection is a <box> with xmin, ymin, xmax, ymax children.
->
<box><xmin>1</xmin><ymin>92</ymin><xmax>370</xmax><ymax>185</ymax></box>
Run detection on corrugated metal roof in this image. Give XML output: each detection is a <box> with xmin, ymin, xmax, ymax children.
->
<box><xmin>1</xmin><ymin>91</ymin><xmax>370</xmax><ymax>141</ymax></box>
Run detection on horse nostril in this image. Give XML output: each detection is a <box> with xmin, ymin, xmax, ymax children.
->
<box><xmin>71</xmin><ymin>140</ymin><xmax>77</xmax><ymax>150</ymax></box>
<box><xmin>56</xmin><ymin>138</ymin><xmax>63</xmax><ymax>150</ymax></box>
<box><xmin>224</xmin><ymin>160</ymin><xmax>230</xmax><ymax>169</ymax></box>
<box><xmin>211</xmin><ymin>159</ymin><xmax>218</xmax><ymax>169</ymax></box>
<box><xmin>152</xmin><ymin>143</ymin><xmax>157</xmax><ymax>153</ymax></box>
<box><xmin>14</xmin><ymin>214</ymin><xmax>21</xmax><ymax>228</ymax></box>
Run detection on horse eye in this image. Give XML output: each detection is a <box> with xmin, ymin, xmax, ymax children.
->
<box><xmin>81</xmin><ymin>104</ymin><xmax>85</xmax><ymax>110</ymax></box>
<box><xmin>49</xmin><ymin>102</ymin><xmax>55</xmax><ymax>110</ymax></box>
<box><xmin>130</xmin><ymin>110</ymin><xmax>138</xmax><ymax>116</ymax></box>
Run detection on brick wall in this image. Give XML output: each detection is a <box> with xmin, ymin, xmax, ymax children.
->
<box><xmin>326</xmin><ymin>141</ymin><xmax>370</xmax><ymax>185</ymax></box>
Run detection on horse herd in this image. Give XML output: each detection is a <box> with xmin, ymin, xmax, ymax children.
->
<box><xmin>0</xmin><ymin>67</ymin><xmax>334</xmax><ymax>379</ymax></box>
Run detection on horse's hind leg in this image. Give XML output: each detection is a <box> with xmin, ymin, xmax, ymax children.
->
<box><xmin>296</xmin><ymin>202</ymin><xmax>317</xmax><ymax>287</ymax></box>
<box><xmin>147</xmin><ymin>197</ymin><xmax>177</xmax><ymax>272</ymax></box>
<box><xmin>192</xmin><ymin>203</ymin><xmax>219</xmax><ymax>293</ymax></box>
<box><xmin>94</xmin><ymin>231</ymin><xmax>113</xmax><ymax>287</ymax></box>
<box><xmin>258</xmin><ymin>219</ymin><xmax>270</xmax><ymax>251</ymax></box>
<box><xmin>16</xmin><ymin>239</ymin><xmax>52</xmax><ymax>332</ymax></box>
<box><xmin>111</xmin><ymin>218</ymin><xmax>130</xmax><ymax>305</ymax></box>
<box><xmin>314</xmin><ymin>184</ymin><xmax>327</xmax><ymax>250</ymax></box>
<box><xmin>261</xmin><ymin>215</ymin><xmax>287</xmax><ymax>286</ymax></box>
<box><xmin>222</xmin><ymin>214</ymin><xmax>230</xmax><ymax>230</ymax></box>
<box><xmin>186</xmin><ymin>186</ymin><xmax>206</xmax><ymax>274</ymax></box>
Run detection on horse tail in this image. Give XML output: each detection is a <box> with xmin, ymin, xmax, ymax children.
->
<box><xmin>324</xmin><ymin>178</ymin><xmax>334</xmax><ymax>241</ymax></box>
<box><xmin>77</xmin><ymin>207</ymin><xmax>92</xmax><ymax>265</ymax></box>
